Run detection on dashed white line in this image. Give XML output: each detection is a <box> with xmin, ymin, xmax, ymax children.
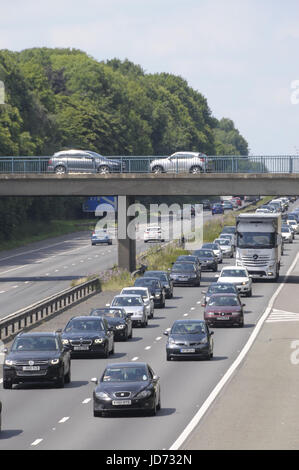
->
<box><xmin>0</xmin><ymin>378</ymin><xmax>3</xmax><ymax>384</ymax></box>
<box><xmin>58</xmin><ymin>417</ymin><xmax>70</xmax><ymax>423</ymax></box>
<box><xmin>131</xmin><ymin>357</ymin><xmax>139</xmax><ymax>361</ymax></box>
<box><xmin>31</xmin><ymin>439</ymin><xmax>43</xmax><ymax>446</ymax></box>
<box><xmin>156</xmin><ymin>337</ymin><xmax>162</xmax><ymax>341</ymax></box>
<box><xmin>190</xmin><ymin>307</ymin><xmax>195</xmax><ymax>310</ymax></box>
<box><xmin>184</xmin><ymin>314</ymin><xmax>189</xmax><ymax>317</ymax></box>
<box><xmin>0</xmin><ymin>291</ymin><xmax>6</xmax><ymax>294</ymax></box>
<box><xmin>82</xmin><ymin>398</ymin><xmax>91</xmax><ymax>404</ymax></box>
<box><xmin>12</xmin><ymin>285</ymin><xmax>18</xmax><ymax>289</ymax></box>
<box><xmin>145</xmin><ymin>346</ymin><xmax>151</xmax><ymax>350</ymax></box>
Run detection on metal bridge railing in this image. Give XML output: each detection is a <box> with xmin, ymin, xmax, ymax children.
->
<box><xmin>0</xmin><ymin>155</ymin><xmax>299</xmax><ymax>174</ymax></box>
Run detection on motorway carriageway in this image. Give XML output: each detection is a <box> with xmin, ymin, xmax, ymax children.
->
<box><xmin>0</xmin><ymin>202</ymin><xmax>298</xmax><ymax>450</ymax></box>
<box><xmin>0</xmin><ymin>211</ymin><xmax>214</xmax><ymax>319</ymax></box>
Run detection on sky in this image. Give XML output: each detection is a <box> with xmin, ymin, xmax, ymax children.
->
<box><xmin>1</xmin><ymin>0</ymin><xmax>299</xmax><ymax>155</ymax></box>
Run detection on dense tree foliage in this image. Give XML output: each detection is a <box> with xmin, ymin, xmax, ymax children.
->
<box><xmin>0</xmin><ymin>48</ymin><xmax>249</xmax><ymax>241</ymax></box>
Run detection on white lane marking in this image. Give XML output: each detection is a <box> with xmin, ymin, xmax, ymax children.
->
<box><xmin>131</xmin><ymin>357</ymin><xmax>139</xmax><ymax>361</ymax></box>
<box><xmin>82</xmin><ymin>398</ymin><xmax>91</xmax><ymax>404</ymax></box>
<box><xmin>190</xmin><ymin>307</ymin><xmax>195</xmax><ymax>310</ymax></box>
<box><xmin>55</xmin><ymin>269</ymin><xmax>59</xmax><ymax>272</ymax></box>
<box><xmin>0</xmin><ymin>265</ymin><xmax>28</xmax><ymax>276</ymax></box>
<box><xmin>170</xmin><ymin>250</ymin><xmax>299</xmax><ymax>451</ymax></box>
<box><xmin>25</xmin><ymin>281</ymin><xmax>29</xmax><ymax>284</ymax></box>
<box><xmin>72</xmin><ymin>263</ymin><xmax>76</xmax><ymax>266</ymax></box>
<box><xmin>0</xmin><ymin>291</ymin><xmax>5</xmax><ymax>294</ymax></box>
<box><xmin>156</xmin><ymin>337</ymin><xmax>162</xmax><ymax>341</ymax></box>
<box><xmin>266</xmin><ymin>308</ymin><xmax>299</xmax><ymax>322</ymax></box>
<box><xmin>12</xmin><ymin>285</ymin><xmax>18</xmax><ymax>289</ymax></box>
<box><xmin>197</xmin><ymin>301</ymin><xmax>201</xmax><ymax>304</ymax></box>
<box><xmin>184</xmin><ymin>314</ymin><xmax>189</xmax><ymax>317</ymax></box>
<box><xmin>145</xmin><ymin>346</ymin><xmax>151</xmax><ymax>350</ymax></box>
<box><xmin>58</xmin><ymin>417</ymin><xmax>70</xmax><ymax>423</ymax></box>
<box><xmin>80</xmin><ymin>260</ymin><xmax>84</xmax><ymax>263</ymax></box>
<box><xmin>31</xmin><ymin>439</ymin><xmax>43</xmax><ymax>446</ymax></box>
<box><xmin>0</xmin><ymin>378</ymin><xmax>3</xmax><ymax>383</ymax></box>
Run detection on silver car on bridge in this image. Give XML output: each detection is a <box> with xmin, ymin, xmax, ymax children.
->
<box><xmin>150</xmin><ymin>152</ymin><xmax>211</xmax><ymax>174</ymax></box>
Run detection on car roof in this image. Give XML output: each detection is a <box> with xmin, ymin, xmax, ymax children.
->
<box><xmin>106</xmin><ymin>362</ymin><xmax>148</xmax><ymax>368</ymax></box>
<box><xmin>173</xmin><ymin>319</ymin><xmax>205</xmax><ymax>323</ymax></box>
<box><xmin>114</xmin><ymin>294</ymin><xmax>143</xmax><ymax>297</ymax></box>
<box><xmin>68</xmin><ymin>315</ymin><xmax>104</xmax><ymax>320</ymax></box>
<box><xmin>16</xmin><ymin>331</ymin><xmax>58</xmax><ymax>337</ymax></box>
<box><xmin>208</xmin><ymin>293</ymin><xmax>238</xmax><ymax>297</ymax></box>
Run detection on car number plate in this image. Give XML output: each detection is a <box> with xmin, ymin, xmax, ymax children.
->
<box><xmin>217</xmin><ymin>316</ymin><xmax>230</xmax><ymax>320</ymax></box>
<box><xmin>180</xmin><ymin>348</ymin><xmax>195</xmax><ymax>353</ymax></box>
<box><xmin>112</xmin><ymin>400</ymin><xmax>132</xmax><ymax>406</ymax></box>
<box><xmin>22</xmin><ymin>366</ymin><xmax>40</xmax><ymax>371</ymax></box>
<box><xmin>73</xmin><ymin>345</ymin><xmax>90</xmax><ymax>350</ymax></box>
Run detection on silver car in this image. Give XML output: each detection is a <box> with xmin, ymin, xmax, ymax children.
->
<box><xmin>110</xmin><ymin>295</ymin><xmax>148</xmax><ymax>327</ymax></box>
<box><xmin>120</xmin><ymin>287</ymin><xmax>154</xmax><ymax>319</ymax></box>
<box><xmin>47</xmin><ymin>149</ymin><xmax>125</xmax><ymax>174</ymax></box>
<box><xmin>214</xmin><ymin>238</ymin><xmax>234</xmax><ymax>258</ymax></box>
<box><xmin>150</xmin><ymin>152</ymin><xmax>211</xmax><ymax>174</ymax></box>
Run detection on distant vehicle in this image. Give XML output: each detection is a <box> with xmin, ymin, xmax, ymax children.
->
<box><xmin>144</xmin><ymin>226</ymin><xmax>165</xmax><ymax>243</ymax></box>
<box><xmin>3</xmin><ymin>332</ymin><xmax>71</xmax><ymax>389</ymax></box>
<box><xmin>164</xmin><ymin>320</ymin><xmax>214</xmax><ymax>361</ymax></box>
<box><xmin>286</xmin><ymin>219</ymin><xmax>299</xmax><ymax>234</ymax></box>
<box><xmin>281</xmin><ymin>225</ymin><xmax>293</xmax><ymax>243</ymax></box>
<box><xmin>170</xmin><ymin>262</ymin><xmax>201</xmax><ymax>286</ymax></box>
<box><xmin>201</xmin><ymin>243</ymin><xmax>223</xmax><ymax>263</ymax></box>
<box><xmin>143</xmin><ymin>270</ymin><xmax>174</xmax><ymax>299</ymax></box>
<box><xmin>231</xmin><ymin>197</ymin><xmax>242</xmax><ymax>207</ymax></box>
<box><xmin>192</xmin><ymin>249</ymin><xmax>218</xmax><ymax>272</ymax></box>
<box><xmin>150</xmin><ymin>152</ymin><xmax>211</xmax><ymax>174</ymax></box>
<box><xmin>235</xmin><ymin>213</ymin><xmax>282</xmax><ymax>280</ymax></box>
<box><xmin>92</xmin><ymin>362</ymin><xmax>161</xmax><ymax>417</ymax></box>
<box><xmin>202</xmin><ymin>200</ymin><xmax>211</xmax><ymax>210</ymax></box>
<box><xmin>133</xmin><ymin>278</ymin><xmax>166</xmax><ymax>308</ymax></box>
<box><xmin>91</xmin><ymin>229</ymin><xmax>112</xmax><ymax>246</ymax></box>
<box><xmin>175</xmin><ymin>255</ymin><xmax>201</xmax><ymax>269</ymax></box>
<box><xmin>220</xmin><ymin>226</ymin><xmax>236</xmax><ymax>244</ymax></box>
<box><xmin>61</xmin><ymin>316</ymin><xmax>114</xmax><ymax>357</ymax></box>
<box><xmin>219</xmin><ymin>233</ymin><xmax>236</xmax><ymax>251</ymax></box>
<box><xmin>213</xmin><ymin>238</ymin><xmax>234</xmax><ymax>258</ymax></box>
<box><xmin>120</xmin><ymin>287</ymin><xmax>154</xmax><ymax>319</ymax></box>
<box><xmin>216</xmin><ymin>266</ymin><xmax>252</xmax><ymax>297</ymax></box>
<box><xmin>287</xmin><ymin>213</ymin><xmax>299</xmax><ymax>223</ymax></box>
<box><xmin>0</xmin><ymin>400</ymin><xmax>1</xmax><ymax>432</ymax></box>
<box><xmin>222</xmin><ymin>201</ymin><xmax>234</xmax><ymax>211</ymax></box>
<box><xmin>212</xmin><ymin>203</ymin><xmax>224</xmax><ymax>215</ymax></box>
<box><xmin>47</xmin><ymin>149</ymin><xmax>125</xmax><ymax>174</ymax></box>
<box><xmin>201</xmin><ymin>282</ymin><xmax>239</xmax><ymax>307</ymax></box>
<box><xmin>90</xmin><ymin>307</ymin><xmax>133</xmax><ymax>341</ymax></box>
<box><xmin>110</xmin><ymin>295</ymin><xmax>148</xmax><ymax>327</ymax></box>
<box><xmin>204</xmin><ymin>293</ymin><xmax>245</xmax><ymax>327</ymax></box>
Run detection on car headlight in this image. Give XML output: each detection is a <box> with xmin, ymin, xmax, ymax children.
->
<box><xmin>62</xmin><ymin>339</ymin><xmax>69</xmax><ymax>345</ymax></box>
<box><xmin>50</xmin><ymin>359</ymin><xmax>60</xmax><ymax>365</ymax></box>
<box><xmin>116</xmin><ymin>324</ymin><xmax>126</xmax><ymax>329</ymax></box>
<box><xmin>199</xmin><ymin>338</ymin><xmax>208</xmax><ymax>344</ymax></box>
<box><xmin>168</xmin><ymin>338</ymin><xmax>175</xmax><ymax>344</ymax></box>
<box><xmin>155</xmin><ymin>293</ymin><xmax>160</xmax><ymax>298</ymax></box>
<box><xmin>136</xmin><ymin>389</ymin><xmax>152</xmax><ymax>399</ymax></box>
<box><xmin>5</xmin><ymin>359</ymin><xmax>15</xmax><ymax>366</ymax></box>
<box><xmin>95</xmin><ymin>391</ymin><xmax>110</xmax><ymax>399</ymax></box>
<box><xmin>94</xmin><ymin>338</ymin><xmax>104</xmax><ymax>344</ymax></box>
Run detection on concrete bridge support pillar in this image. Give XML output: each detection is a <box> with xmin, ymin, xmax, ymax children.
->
<box><xmin>117</xmin><ymin>195</ymin><xmax>136</xmax><ymax>272</ymax></box>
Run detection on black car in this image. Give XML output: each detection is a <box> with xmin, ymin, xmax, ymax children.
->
<box><xmin>143</xmin><ymin>270</ymin><xmax>174</xmax><ymax>298</ymax></box>
<box><xmin>134</xmin><ymin>277</ymin><xmax>166</xmax><ymax>308</ymax></box>
<box><xmin>90</xmin><ymin>308</ymin><xmax>133</xmax><ymax>341</ymax></box>
<box><xmin>92</xmin><ymin>362</ymin><xmax>161</xmax><ymax>417</ymax></box>
<box><xmin>201</xmin><ymin>282</ymin><xmax>240</xmax><ymax>307</ymax></box>
<box><xmin>3</xmin><ymin>332</ymin><xmax>71</xmax><ymax>389</ymax></box>
<box><xmin>202</xmin><ymin>200</ymin><xmax>211</xmax><ymax>210</ymax></box>
<box><xmin>192</xmin><ymin>249</ymin><xmax>218</xmax><ymax>272</ymax></box>
<box><xmin>170</xmin><ymin>262</ymin><xmax>201</xmax><ymax>286</ymax></box>
<box><xmin>61</xmin><ymin>316</ymin><xmax>114</xmax><ymax>357</ymax></box>
<box><xmin>164</xmin><ymin>320</ymin><xmax>213</xmax><ymax>360</ymax></box>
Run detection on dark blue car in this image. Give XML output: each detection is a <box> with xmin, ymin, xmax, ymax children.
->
<box><xmin>212</xmin><ymin>204</ymin><xmax>224</xmax><ymax>215</ymax></box>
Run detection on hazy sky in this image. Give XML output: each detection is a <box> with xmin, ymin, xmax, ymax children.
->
<box><xmin>1</xmin><ymin>0</ymin><xmax>299</xmax><ymax>155</ymax></box>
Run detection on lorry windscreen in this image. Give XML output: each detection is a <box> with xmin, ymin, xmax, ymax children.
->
<box><xmin>237</xmin><ymin>232</ymin><xmax>276</xmax><ymax>248</ymax></box>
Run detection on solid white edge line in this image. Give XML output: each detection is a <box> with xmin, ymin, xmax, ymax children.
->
<box><xmin>169</xmin><ymin>251</ymin><xmax>299</xmax><ymax>451</ymax></box>
<box><xmin>31</xmin><ymin>439</ymin><xmax>43</xmax><ymax>446</ymax></box>
<box><xmin>58</xmin><ymin>417</ymin><xmax>70</xmax><ymax>423</ymax></box>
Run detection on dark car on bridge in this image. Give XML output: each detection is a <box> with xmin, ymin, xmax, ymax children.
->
<box><xmin>92</xmin><ymin>362</ymin><xmax>161</xmax><ymax>417</ymax></box>
<box><xmin>164</xmin><ymin>319</ymin><xmax>214</xmax><ymax>361</ymax></box>
<box><xmin>90</xmin><ymin>307</ymin><xmax>133</xmax><ymax>341</ymax></box>
<box><xmin>3</xmin><ymin>332</ymin><xmax>71</xmax><ymax>389</ymax></box>
<box><xmin>61</xmin><ymin>316</ymin><xmax>114</xmax><ymax>357</ymax></box>
<box><xmin>143</xmin><ymin>270</ymin><xmax>174</xmax><ymax>298</ymax></box>
<box><xmin>134</xmin><ymin>277</ymin><xmax>166</xmax><ymax>308</ymax></box>
<box><xmin>47</xmin><ymin>149</ymin><xmax>125</xmax><ymax>174</ymax></box>
<box><xmin>204</xmin><ymin>293</ymin><xmax>245</xmax><ymax>327</ymax></box>
<box><xmin>170</xmin><ymin>262</ymin><xmax>201</xmax><ymax>286</ymax></box>
<box><xmin>192</xmin><ymin>249</ymin><xmax>218</xmax><ymax>272</ymax></box>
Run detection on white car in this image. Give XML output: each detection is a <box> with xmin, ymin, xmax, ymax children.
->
<box><xmin>110</xmin><ymin>294</ymin><xmax>148</xmax><ymax>327</ymax></box>
<box><xmin>281</xmin><ymin>226</ymin><xmax>293</xmax><ymax>243</ymax></box>
<box><xmin>286</xmin><ymin>219</ymin><xmax>299</xmax><ymax>234</ymax></box>
<box><xmin>216</xmin><ymin>266</ymin><xmax>252</xmax><ymax>297</ymax></box>
<box><xmin>219</xmin><ymin>233</ymin><xmax>235</xmax><ymax>250</ymax></box>
<box><xmin>144</xmin><ymin>226</ymin><xmax>165</xmax><ymax>242</ymax></box>
<box><xmin>120</xmin><ymin>287</ymin><xmax>154</xmax><ymax>319</ymax></box>
<box><xmin>213</xmin><ymin>238</ymin><xmax>234</xmax><ymax>258</ymax></box>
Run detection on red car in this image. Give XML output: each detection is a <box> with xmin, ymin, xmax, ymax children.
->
<box><xmin>232</xmin><ymin>197</ymin><xmax>242</xmax><ymax>207</ymax></box>
<box><xmin>204</xmin><ymin>293</ymin><xmax>245</xmax><ymax>327</ymax></box>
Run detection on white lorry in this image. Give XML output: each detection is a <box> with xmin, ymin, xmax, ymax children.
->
<box><xmin>235</xmin><ymin>213</ymin><xmax>282</xmax><ymax>280</ymax></box>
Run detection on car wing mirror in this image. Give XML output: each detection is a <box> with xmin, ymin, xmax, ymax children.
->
<box><xmin>2</xmin><ymin>347</ymin><xmax>8</xmax><ymax>354</ymax></box>
<box><xmin>91</xmin><ymin>378</ymin><xmax>98</xmax><ymax>385</ymax></box>
<box><xmin>153</xmin><ymin>375</ymin><xmax>159</xmax><ymax>381</ymax></box>
<box><xmin>209</xmin><ymin>331</ymin><xmax>214</xmax><ymax>336</ymax></box>
<box><xmin>163</xmin><ymin>330</ymin><xmax>169</xmax><ymax>336</ymax></box>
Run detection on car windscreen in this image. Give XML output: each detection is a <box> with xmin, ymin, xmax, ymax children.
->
<box><xmin>144</xmin><ymin>272</ymin><xmax>168</xmax><ymax>281</ymax></box>
<box><xmin>112</xmin><ymin>296</ymin><xmax>143</xmax><ymax>307</ymax></box>
<box><xmin>172</xmin><ymin>263</ymin><xmax>195</xmax><ymax>272</ymax></box>
<box><xmin>12</xmin><ymin>336</ymin><xmax>59</xmax><ymax>351</ymax></box>
<box><xmin>214</xmin><ymin>239</ymin><xmax>230</xmax><ymax>246</ymax></box>
<box><xmin>207</xmin><ymin>284</ymin><xmax>236</xmax><ymax>294</ymax></box>
<box><xmin>90</xmin><ymin>308</ymin><xmax>124</xmax><ymax>317</ymax></box>
<box><xmin>65</xmin><ymin>318</ymin><xmax>104</xmax><ymax>332</ymax></box>
<box><xmin>222</xmin><ymin>227</ymin><xmax>236</xmax><ymax>233</ymax></box>
<box><xmin>102</xmin><ymin>366</ymin><xmax>149</xmax><ymax>382</ymax></box>
<box><xmin>220</xmin><ymin>269</ymin><xmax>247</xmax><ymax>277</ymax></box>
<box><xmin>207</xmin><ymin>296</ymin><xmax>239</xmax><ymax>306</ymax></box>
<box><xmin>135</xmin><ymin>278</ymin><xmax>158</xmax><ymax>288</ymax></box>
<box><xmin>122</xmin><ymin>289</ymin><xmax>147</xmax><ymax>298</ymax></box>
<box><xmin>194</xmin><ymin>250</ymin><xmax>213</xmax><ymax>257</ymax></box>
<box><xmin>171</xmin><ymin>322</ymin><xmax>206</xmax><ymax>335</ymax></box>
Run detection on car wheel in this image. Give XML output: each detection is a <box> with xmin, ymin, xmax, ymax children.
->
<box><xmin>65</xmin><ymin>364</ymin><xmax>71</xmax><ymax>384</ymax></box>
<box><xmin>55</xmin><ymin>369</ymin><xmax>65</xmax><ymax>388</ymax></box>
<box><xmin>152</xmin><ymin>166</ymin><xmax>164</xmax><ymax>174</ymax></box>
<box><xmin>157</xmin><ymin>394</ymin><xmax>161</xmax><ymax>411</ymax></box>
<box><xmin>166</xmin><ymin>352</ymin><xmax>171</xmax><ymax>361</ymax></box>
<box><xmin>55</xmin><ymin>165</ymin><xmax>67</xmax><ymax>175</ymax></box>
<box><xmin>103</xmin><ymin>343</ymin><xmax>109</xmax><ymax>358</ymax></box>
<box><xmin>238</xmin><ymin>318</ymin><xmax>244</xmax><ymax>327</ymax></box>
<box><xmin>190</xmin><ymin>166</ymin><xmax>203</xmax><ymax>174</ymax></box>
<box><xmin>213</xmin><ymin>266</ymin><xmax>217</xmax><ymax>272</ymax></box>
<box><xmin>129</xmin><ymin>327</ymin><xmax>133</xmax><ymax>339</ymax></box>
<box><xmin>93</xmin><ymin>410</ymin><xmax>102</xmax><ymax>417</ymax></box>
<box><xmin>110</xmin><ymin>342</ymin><xmax>115</xmax><ymax>355</ymax></box>
<box><xmin>97</xmin><ymin>165</ymin><xmax>110</xmax><ymax>174</ymax></box>
<box><xmin>149</xmin><ymin>400</ymin><xmax>157</xmax><ymax>416</ymax></box>
<box><xmin>3</xmin><ymin>380</ymin><xmax>12</xmax><ymax>389</ymax></box>
<box><xmin>247</xmin><ymin>289</ymin><xmax>252</xmax><ymax>297</ymax></box>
